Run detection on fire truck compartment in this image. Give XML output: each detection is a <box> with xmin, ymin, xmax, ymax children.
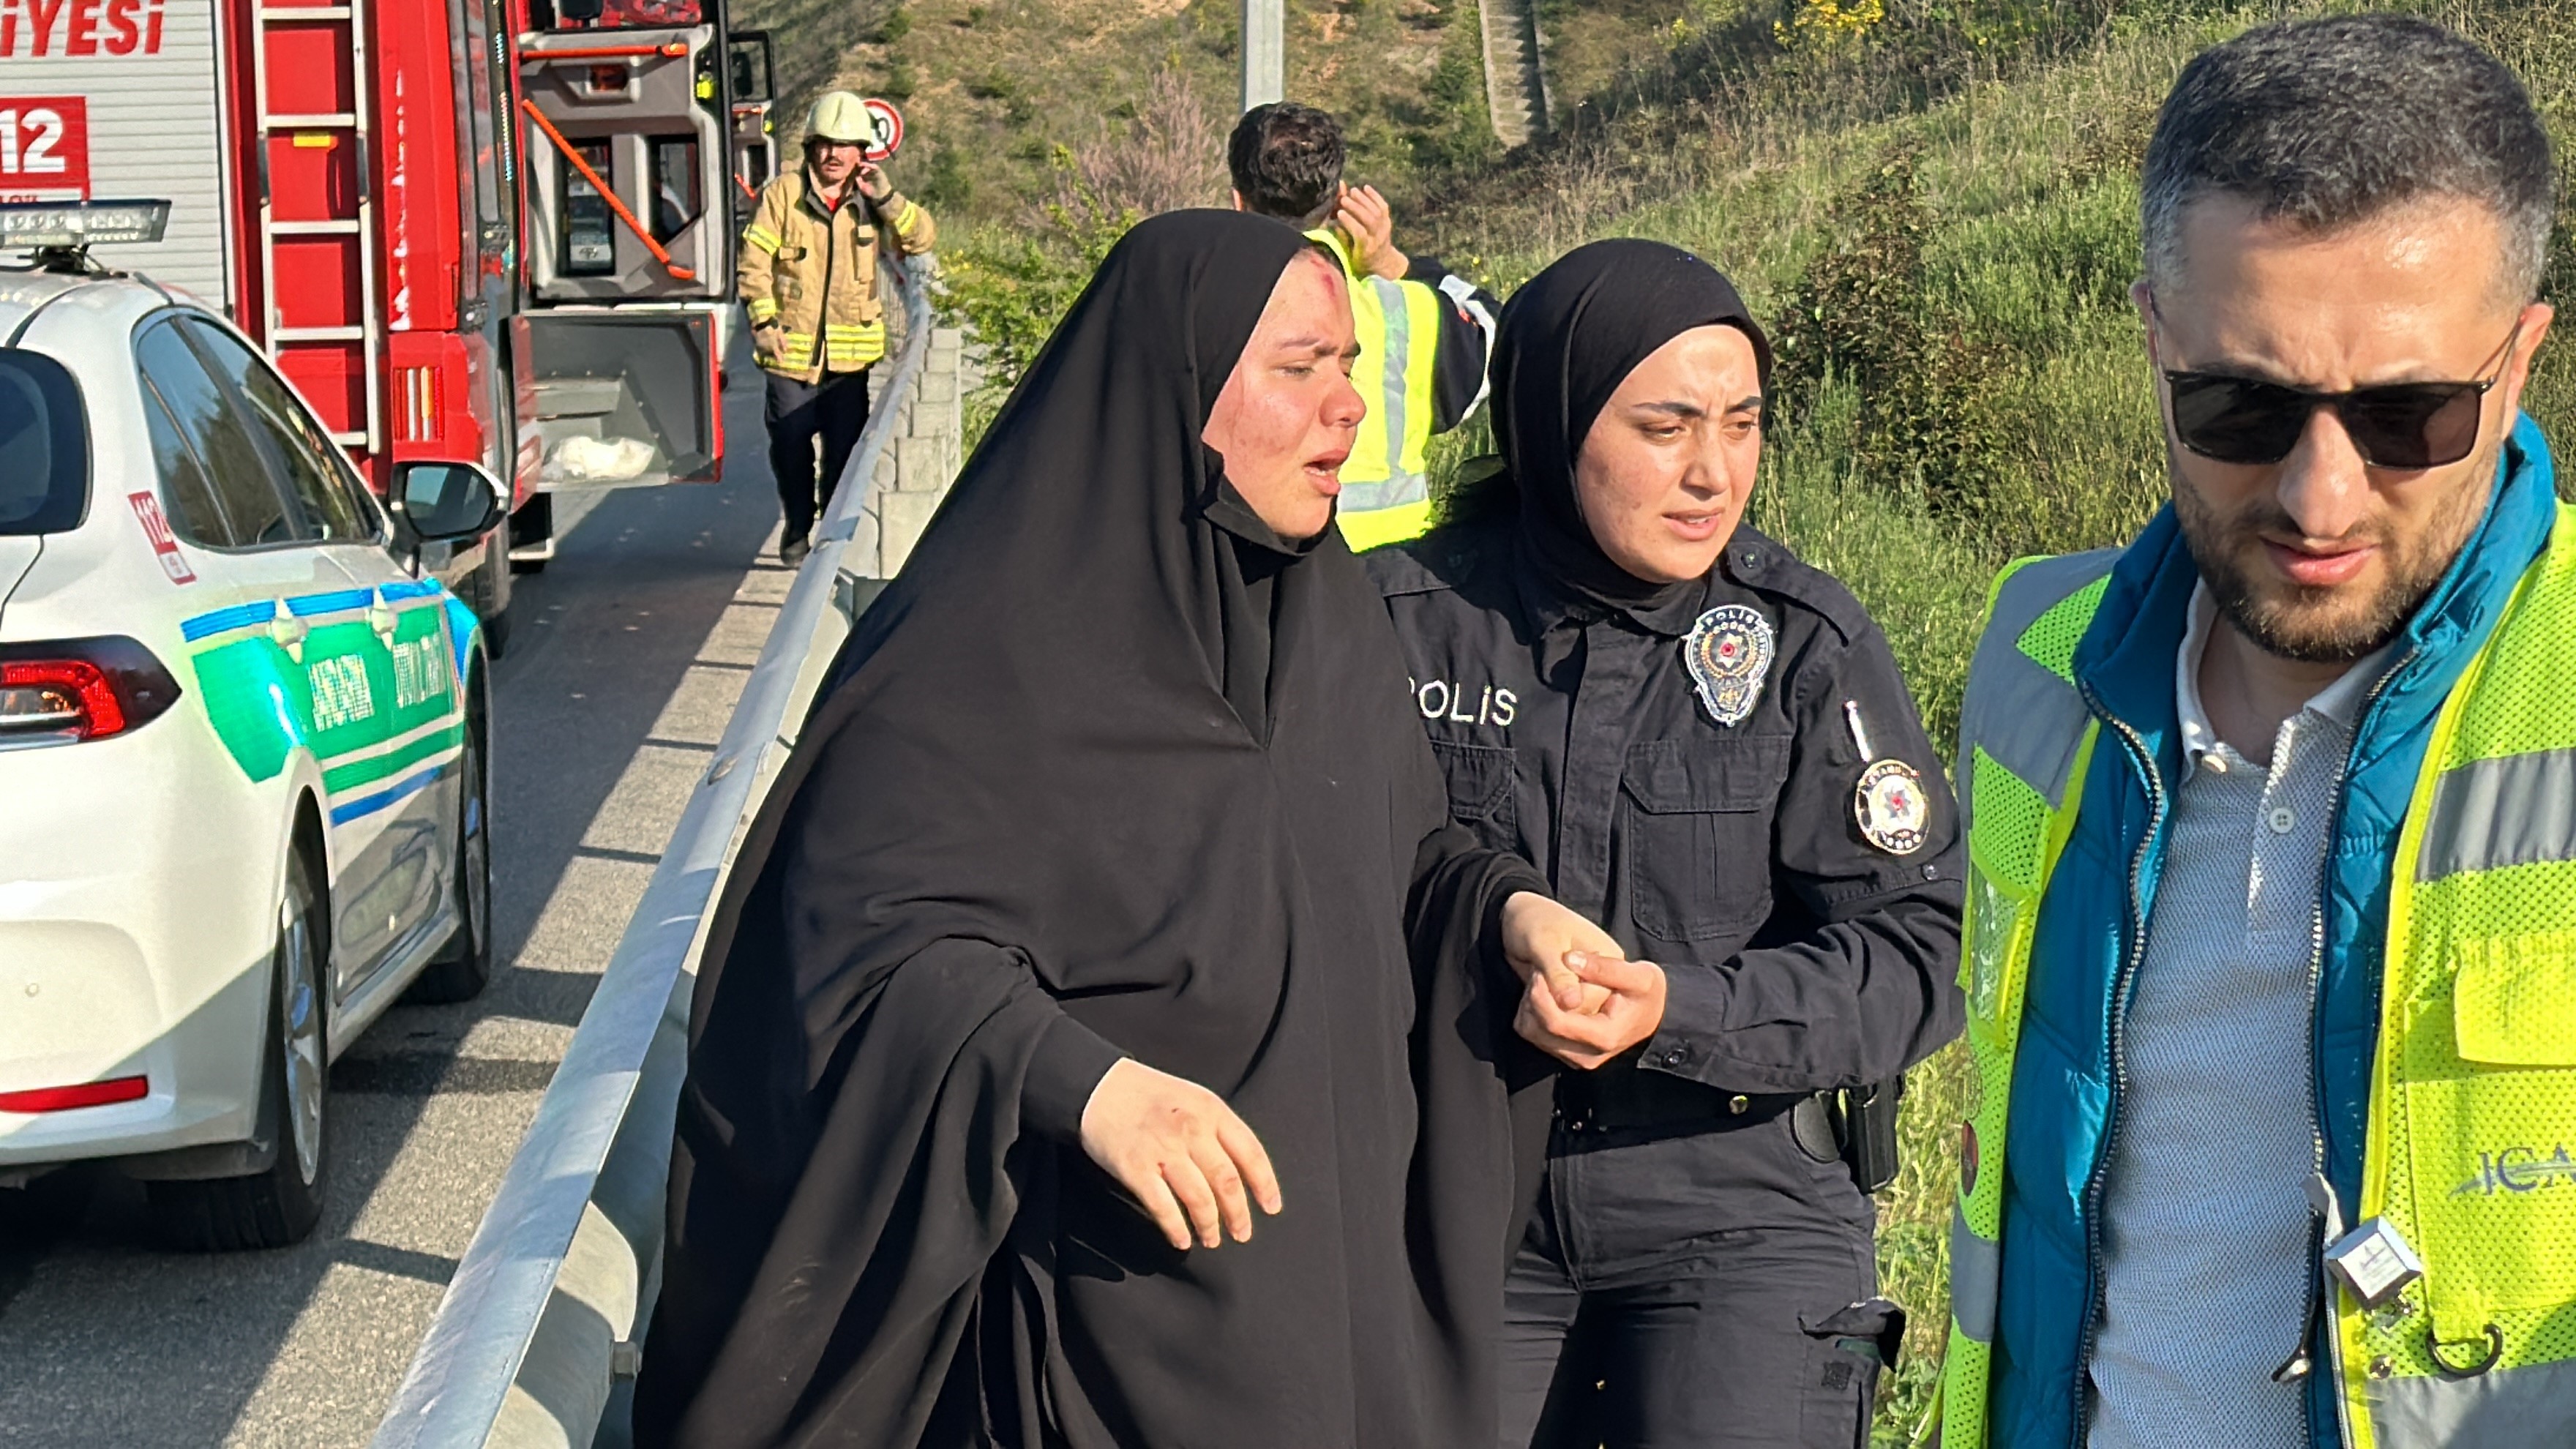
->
<box><xmin>514</xmin><ymin>307</ymin><xmax>721</xmax><ymax>488</ymax></box>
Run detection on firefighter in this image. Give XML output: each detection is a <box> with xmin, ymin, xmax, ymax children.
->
<box><xmin>1227</xmin><ymin>102</ymin><xmax>1497</xmax><ymax>552</ymax></box>
<box><xmin>1367</xmin><ymin>240</ymin><xmax>1965</xmax><ymax>1447</ymax></box>
<box><xmin>738</xmin><ymin>90</ymin><xmax>936</xmax><ymax>566</ymax></box>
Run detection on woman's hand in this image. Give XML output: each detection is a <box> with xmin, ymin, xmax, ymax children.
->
<box><xmin>1077</xmin><ymin>1058</ymin><xmax>1282</xmax><ymax>1251</ymax></box>
<box><xmin>1514</xmin><ymin>951</ymin><xmax>1669</xmax><ymax>1070</ymax></box>
<box><xmin>1500</xmin><ymin>891</ymin><xmax>1623</xmax><ymax>1011</ymax></box>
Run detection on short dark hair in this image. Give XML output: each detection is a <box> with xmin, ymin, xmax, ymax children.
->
<box><xmin>1228</xmin><ymin>103</ymin><xmax>1345</xmax><ymax>228</ymax></box>
<box><xmin>2142</xmin><ymin>15</ymin><xmax>2556</xmax><ymax>303</ymax></box>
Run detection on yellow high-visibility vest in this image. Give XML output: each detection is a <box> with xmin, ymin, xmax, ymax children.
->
<box><xmin>1307</xmin><ymin>228</ymin><xmax>1441</xmax><ymax>552</ymax></box>
<box><xmin>1935</xmin><ymin>503</ymin><xmax>2576</xmax><ymax>1448</ymax></box>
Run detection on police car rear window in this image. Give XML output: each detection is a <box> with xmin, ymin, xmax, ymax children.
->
<box><xmin>0</xmin><ymin>350</ymin><xmax>86</xmax><ymax>536</ymax></box>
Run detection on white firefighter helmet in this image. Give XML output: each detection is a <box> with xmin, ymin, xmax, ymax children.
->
<box><xmin>807</xmin><ymin>91</ymin><xmax>874</xmax><ymax>146</ymax></box>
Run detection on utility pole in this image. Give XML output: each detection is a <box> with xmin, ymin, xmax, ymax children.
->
<box><xmin>1240</xmin><ymin>0</ymin><xmax>1281</xmax><ymax>112</ymax></box>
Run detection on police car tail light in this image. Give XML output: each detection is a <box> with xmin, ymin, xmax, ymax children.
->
<box><xmin>0</xmin><ymin>637</ymin><xmax>183</xmax><ymax>744</ymax></box>
<box><xmin>0</xmin><ymin>1076</ymin><xmax>149</xmax><ymax>1113</ymax></box>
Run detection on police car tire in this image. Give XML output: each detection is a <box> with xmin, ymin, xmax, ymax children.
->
<box><xmin>147</xmin><ymin>850</ymin><xmax>331</xmax><ymax>1252</ymax></box>
<box><xmin>463</xmin><ymin>538</ymin><xmax>514</xmax><ymax>659</ymax></box>
<box><xmin>407</xmin><ymin>688</ymin><xmax>493</xmax><ymax>1006</ymax></box>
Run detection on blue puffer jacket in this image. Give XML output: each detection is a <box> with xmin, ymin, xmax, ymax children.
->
<box><xmin>1985</xmin><ymin>415</ymin><xmax>2561</xmax><ymax>1449</ymax></box>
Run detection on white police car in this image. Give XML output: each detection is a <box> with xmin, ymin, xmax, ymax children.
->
<box><xmin>0</xmin><ymin>211</ymin><xmax>505</xmax><ymax>1249</ymax></box>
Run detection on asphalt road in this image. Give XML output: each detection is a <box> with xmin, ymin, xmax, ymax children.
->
<box><xmin>0</xmin><ymin>374</ymin><xmax>790</xmax><ymax>1446</ymax></box>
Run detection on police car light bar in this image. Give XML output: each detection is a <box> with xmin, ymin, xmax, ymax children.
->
<box><xmin>0</xmin><ymin>200</ymin><xmax>172</xmax><ymax>249</ymax></box>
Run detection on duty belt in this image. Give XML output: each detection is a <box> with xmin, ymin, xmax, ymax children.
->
<box><xmin>1552</xmin><ymin>1071</ymin><xmax>1905</xmax><ymax>1194</ymax></box>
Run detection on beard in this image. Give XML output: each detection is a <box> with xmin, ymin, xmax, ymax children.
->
<box><xmin>2169</xmin><ymin>448</ymin><xmax>2493</xmax><ymax>667</ymax></box>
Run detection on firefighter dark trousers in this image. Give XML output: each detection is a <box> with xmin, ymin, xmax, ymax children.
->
<box><xmin>1498</xmin><ymin>1176</ymin><xmax>1896</xmax><ymax>1449</ymax></box>
<box><xmin>765</xmin><ymin>368</ymin><xmax>871</xmax><ymax>544</ymax></box>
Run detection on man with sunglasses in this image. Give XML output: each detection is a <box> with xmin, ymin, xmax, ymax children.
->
<box><xmin>1936</xmin><ymin>16</ymin><xmax>2574</xmax><ymax>1449</ymax></box>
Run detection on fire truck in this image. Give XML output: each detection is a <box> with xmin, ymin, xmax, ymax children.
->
<box><xmin>0</xmin><ymin>0</ymin><xmax>780</xmax><ymax>646</ymax></box>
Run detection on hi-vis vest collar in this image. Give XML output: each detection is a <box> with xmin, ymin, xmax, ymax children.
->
<box><xmin>1306</xmin><ymin>227</ymin><xmax>1439</xmax><ymax>549</ymax></box>
<box><xmin>1936</xmin><ymin>417</ymin><xmax>2576</xmax><ymax>1449</ymax></box>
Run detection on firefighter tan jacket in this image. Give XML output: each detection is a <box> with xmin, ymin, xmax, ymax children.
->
<box><xmin>738</xmin><ymin>168</ymin><xmax>935</xmax><ymax>381</ymax></box>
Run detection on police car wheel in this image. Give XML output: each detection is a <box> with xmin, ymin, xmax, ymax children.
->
<box><xmin>408</xmin><ymin>686</ymin><xmax>493</xmax><ymax>1005</ymax></box>
<box><xmin>463</xmin><ymin>541</ymin><xmax>514</xmax><ymax>659</ymax></box>
<box><xmin>147</xmin><ymin>849</ymin><xmax>332</xmax><ymax>1251</ymax></box>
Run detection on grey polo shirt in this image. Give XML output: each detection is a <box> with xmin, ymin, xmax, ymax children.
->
<box><xmin>2086</xmin><ymin>584</ymin><xmax>2390</xmax><ymax>1449</ymax></box>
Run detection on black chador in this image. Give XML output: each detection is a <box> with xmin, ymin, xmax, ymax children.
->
<box><xmin>637</xmin><ymin>211</ymin><xmax>1555</xmax><ymax>1448</ymax></box>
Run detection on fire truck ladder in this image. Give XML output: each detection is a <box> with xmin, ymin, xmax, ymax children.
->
<box><xmin>250</xmin><ymin>0</ymin><xmax>384</xmax><ymax>452</ymax></box>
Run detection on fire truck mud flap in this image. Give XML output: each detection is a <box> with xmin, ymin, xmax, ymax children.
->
<box><xmin>512</xmin><ymin>305</ymin><xmax>723</xmax><ymax>491</ymax></box>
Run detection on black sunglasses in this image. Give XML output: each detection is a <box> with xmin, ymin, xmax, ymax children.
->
<box><xmin>2154</xmin><ymin>308</ymin><xmax>2521</xmax><ymax>470</ymax></box>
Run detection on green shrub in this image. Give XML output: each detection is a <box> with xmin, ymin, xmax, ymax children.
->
<box><xmin>1772</xmin><ymin>142</ymin><xmax>2019</xmax><ymax>515</ymax></box>
<box><xmin>915</xmin><ymin>144</ymin><xmax>974</xmax><ymax>212</ymax></box>
<box><xmin>940</xmin><ymin>158</ymin><xmax>1137</xmax><ymax>446</ymax></box>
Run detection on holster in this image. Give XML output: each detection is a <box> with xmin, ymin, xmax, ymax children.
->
<box><xmin>1791</xmin><ymin>1077</ymin><xmax>1907</xmax><ymax>1194</ymax></box>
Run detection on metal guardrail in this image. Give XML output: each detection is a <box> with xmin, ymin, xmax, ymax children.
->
<box><xmin>372</xmin><ymin>257</ymin><xmax>941</xmax><ymax>1449</ymax></box>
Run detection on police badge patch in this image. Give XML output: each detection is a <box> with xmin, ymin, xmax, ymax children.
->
<box><xmin>1854</xmin><ymin>757</ymin><xmax>1931</xmax><ymax>855</ymax></box>
<box><xmin>1683</xmin><ymin>604</ymin><xmax>1773</xmax><ymax>727</ymax></box>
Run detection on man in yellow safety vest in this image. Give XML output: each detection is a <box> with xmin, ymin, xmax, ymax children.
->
<box><xmin>1936</xmin><ymin>16</ymin><xmax>2575</xmax><ymax>1449</ymax></box>
<box><xmin>1227</xmin><ymin>102</ymin><xmax>1498</xmax><ymax>551</ymax></box>
<box><xmin>739</xmin><ymin>90</ymin><xmax>937</xmax><ymax>566</ymax></box>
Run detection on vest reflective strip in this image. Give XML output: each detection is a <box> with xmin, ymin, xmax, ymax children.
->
<box><xmin>2367</xmin><ymin>1353</ymin><xmax>2576</xmax><ymax>1448</ymax></box>
<box><xmin>1341</xmin><ymin>471</ymin><xmax>1428</xmax><ymax>514</ymax></box>
<box><xmin>1338</xmin><ymin>497</ymin><xmax>1434</xmax><ymax>553</ymax></box>
<box><xmin>2415</xmin><ymin>745</ymin><xmax>2576</xmax><ymax>881</ymax></box>
<box><xmin>1958</xmin><ymin>550</ymin><xmax>2118</xmax><ymax>814</ymax></box>
<box><xmin>1950</xmin><ymin>1200</ymin><xmax>2000</xmax><ymax>1344</ymax></box>
<box><xmin>1371</xmin><ymin>274</ymin><xmax>1413</xmax><ymax>494</ymax></box>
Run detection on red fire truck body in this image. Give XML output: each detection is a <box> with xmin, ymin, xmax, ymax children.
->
<box><xmin>5</xmin><ymin>0</ymin><xmax>768</xmax><ymax>635</ymax></box>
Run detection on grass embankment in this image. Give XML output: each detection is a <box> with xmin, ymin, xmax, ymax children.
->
<box><xmin>916</xmin><ymin>0</ymin><xmax>2575</xmax><ymax>1439</ymax></box>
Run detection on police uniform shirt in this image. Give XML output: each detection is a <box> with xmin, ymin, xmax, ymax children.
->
<box><xmin>1370</xmin><ymin>517</ymin><xmax>1966</xmax><ymax>1247</ymax></box>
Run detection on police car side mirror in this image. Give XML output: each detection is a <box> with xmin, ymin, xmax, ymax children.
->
<box><xmin>392</xmin><ymin>462</ymin><xmax>509</xmax><ymax>547</ymax></box>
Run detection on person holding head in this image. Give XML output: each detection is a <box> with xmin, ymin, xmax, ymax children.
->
<box><xmin>640</xmin><ymin>211</ymin><xmax>1626</xmax><ymax>1449</ymax></box>
<box><xmin>1936</xmin><ymin>16</ymin><xmax>2569</xmax><ymax>1449</ymax></box>
<box><xmin>1229</xmin><ymin>101</ymin><xmax>1501</xmax><ymax>550</ymax></box>
<box><xmin>738</xmin><ymin>90</ymin><xmax>937</xmax><ymax>567</ymax></box>
<box><xmin>1368</xmin><ymin>239</ymin><xmax>1966</xmax><ymax>1446</ymax></box>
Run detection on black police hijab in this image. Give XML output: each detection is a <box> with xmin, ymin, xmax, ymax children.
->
<box><xmin>1490</xmin><ymin>237</ymin><xmax>1774</xmax><ymax>610</ymax></box>
<box><xmin>640</xmin><ymin>210</ymin><xmax>1554</xmax><ymax>1449</ymax></box>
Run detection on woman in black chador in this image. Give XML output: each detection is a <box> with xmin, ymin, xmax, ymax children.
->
<box><xmin>636</xmin><ymin>211</ymin><xmax>1618</xmax><ymax>1448</ymax></box>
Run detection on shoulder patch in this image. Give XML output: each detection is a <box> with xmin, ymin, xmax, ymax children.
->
<box><xmin>1722</xmin><ymin>525</ymin><xmax>1876</xmax><ymax>643</ymax></box>
<box><xmin>1365</xmin><ymin>521</ymin><xmax>1498</xmax><ymax>599</ymax></box>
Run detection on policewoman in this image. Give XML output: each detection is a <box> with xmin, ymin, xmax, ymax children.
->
<box><xmin>1366</xmin><ymin>239</ymin><xmax>1965</xmax><ymax>1447</ymax></box>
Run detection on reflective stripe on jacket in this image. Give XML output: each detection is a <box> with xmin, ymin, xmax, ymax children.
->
<box><xmin>738</xmin><ymin>168</ymin><xmax>935</xmax><ymax>381</ymax></box>
<box><xmin>1935</xmin><ymin>414</ymin><xmax>2576</xmax><ymax>1449</ymax></box>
